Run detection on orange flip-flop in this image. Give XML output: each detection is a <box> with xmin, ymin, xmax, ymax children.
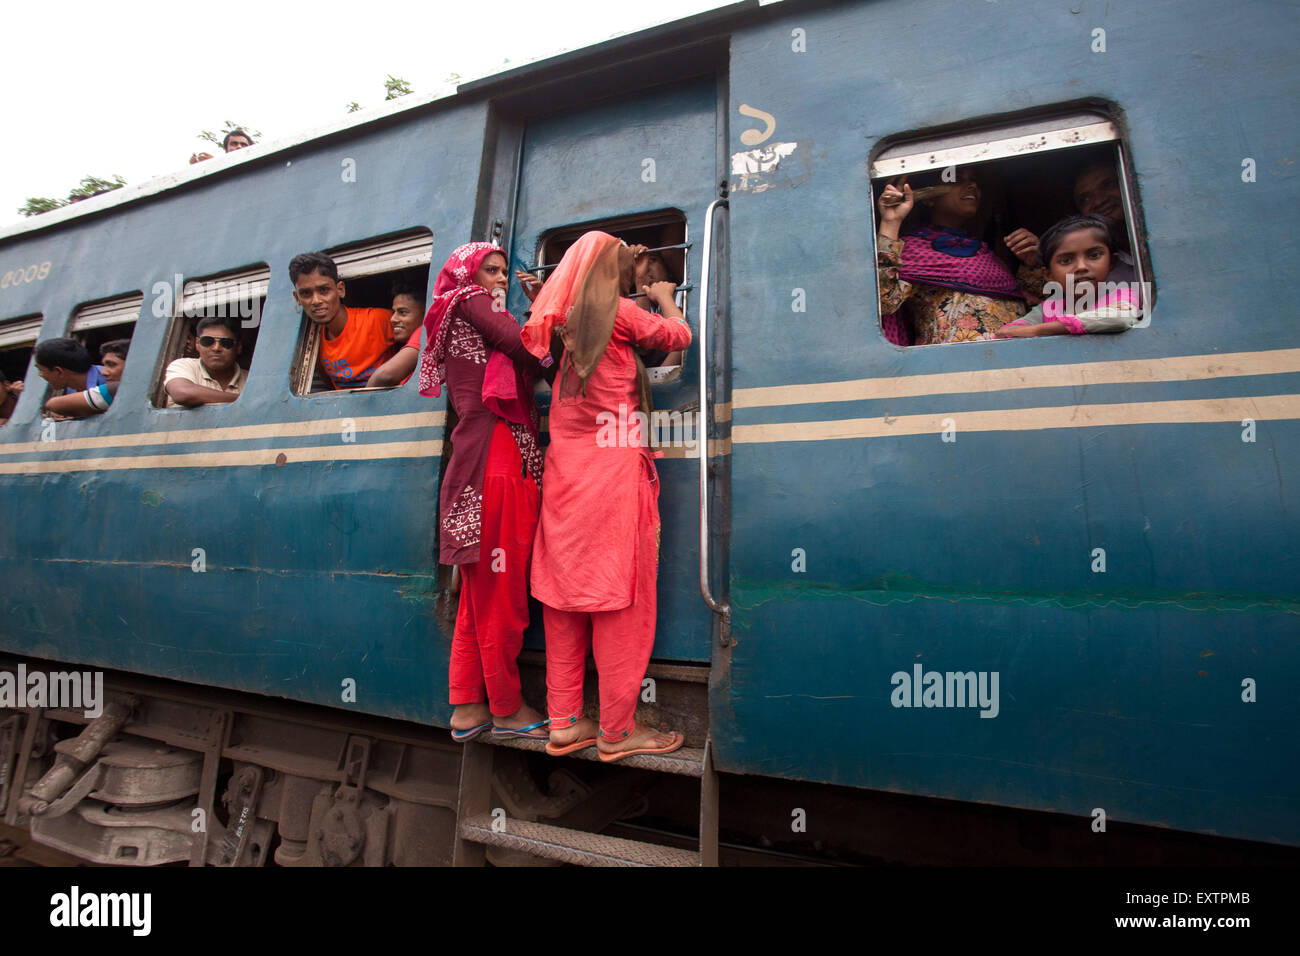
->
<box><xmin>545</xmin><ymin>736</ymin><xmax>598</xmax><ymax>756</ymax></box>
<box><xmin>597</xmin><ymin>731</ymin><xmax>684</xmax><ymax>763</ymax></box>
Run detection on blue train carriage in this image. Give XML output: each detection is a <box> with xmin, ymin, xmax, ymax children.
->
<box><xmin>720</xmin><ymin>0</ymin><xmax>1299</xmax><ymax>850</ymax></box>
<box><xmin>0</xmin><ymin>0</ymin><xmax>1295</xmax><ymax>866</ymax></box>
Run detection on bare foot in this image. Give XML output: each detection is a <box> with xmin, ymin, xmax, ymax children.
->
<box><xmin>549</xmin><ymin>716</ymin><xmax>599</xmax><ymax>748</ymax></box>
<box><xmin>450</xmin><ymin>702</ymin><xmax>491</xmax><ymax>731</ymax></box>
<box><xmin>493</xmin><ymin>703</ymin><xmax>549</xmax><ymax>738</ymax></box>
<box><xmin>597</xmin><ymin>721</ymin><xmax>683</xmax><ymax>757</ymax></box>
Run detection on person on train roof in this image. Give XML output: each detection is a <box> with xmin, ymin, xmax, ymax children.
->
<box><xmin>163</xmin><ymin>316</ymin><xmax>245</xmax><ymax>407</ymax></box>
<box><xmin>522</xmin><ymin>231</ymin><xmax>691</xmax><ymax>763</ymax></box>
<box><xmin>190</xmin><ymin>128</ymin><xmax>254</xmax><ymax>165</ymax></box>
<box><xmin>34</xmin><ymin>337</ymin><xmax>107</xmax><ymax>395</ymax></box>
<box><xmin>995</xmin><ymin>214</ymin><xmax>1140</xmax><ymax>339</ymax></box>
<box><xmin>1004</xmin><ymin>158</ymin><xmax>1138</xmax><ymax>289</ymax></box>
<box><xmin>42</xmin><ymin>338</ymin><xmax>132</xmax><ymax>419</ymax></box>
<box><xmin>876</xmin><ymin>166</ymin><xmax>1032</xmax><ymax>346</ymax></box>
<box><xmin>420</xmin><ymin>243</ymin><xmax>550</xmax><ymax>743</ymax></box>
<box><xmin>289</xmin><ymin>251</ymin><xmax>397</xmax><ymax>389</ymax></box>
<box><xmin>365</xmin><ymin>280</ymin><xmax>427</xmax><ymax>388</ymax></box>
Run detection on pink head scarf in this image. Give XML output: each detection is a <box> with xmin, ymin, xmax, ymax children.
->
<box><xmin>520</xmin><ymin>230</ymin><xmax>624</xmax><ymax>367</ymax></box>
<box><xmin>417</xmin><ymin>241</ymin><xmax>504</xmax><ymax>398</ymax></box>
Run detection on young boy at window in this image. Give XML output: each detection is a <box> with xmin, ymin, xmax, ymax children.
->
<box><xmin>164</xmin><ymin>317</ymin><xmax>245</xmax><ymax>407</ymax></box>
<box><xmin>365</xmin><ymin>280</ymin><xmax>427</xmax><ymax>388</ymax></box>
<box><xmin>43</xmin><ymin>337</ymin><xmax>132</xmax><ymax>419</ymax></box>
<box><xmin>34</xmin><ymin>338</ymin><xmax>107</xmax><ymax>396</ymax></box>
<box><xmin>289</xmin><ymin>251</ymin><xmax>395</xmax><ymax>389</ymax></box>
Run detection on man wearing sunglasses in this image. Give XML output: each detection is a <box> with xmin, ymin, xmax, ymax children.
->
<box><xmin>164</xmin><ymin>316</ymin><xmax>245</xmax><ymax>407</ymax></box>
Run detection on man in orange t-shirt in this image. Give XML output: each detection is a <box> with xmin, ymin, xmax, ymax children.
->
<box><xmin>289</xmin><ymin>251</ymin><xmax>397</xmax><ymax>388</ymax></box>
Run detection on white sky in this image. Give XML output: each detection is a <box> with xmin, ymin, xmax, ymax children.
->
<box><xmin>0</xmin><ymin>0</ymin><xmax>739</xmax><ymax>228</ymax></box>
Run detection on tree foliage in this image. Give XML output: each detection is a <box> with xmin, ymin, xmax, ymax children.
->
<box><xmin>19</xmin><ymin>174</ymin><xmax>127</xmax><ymax>218</ymax></box>
<box><xmin>384</xmin><ymin>75</ymin><xmax>413</xmax><ymax>100</ymax></box>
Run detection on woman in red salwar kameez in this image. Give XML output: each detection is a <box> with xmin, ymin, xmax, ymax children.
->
<box><xmin>521</xmin><ymin>231</ymin><xmax>693</xmax><ymax>762</ymax></box>
<box><xmin>417</xmin><ymin>242</ymin><xmax>549</xmax><ymax>742</ymax></box>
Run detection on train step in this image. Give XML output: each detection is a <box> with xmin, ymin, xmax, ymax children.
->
<box><xmin>487</xmin><ymin>735</ymin><xmax>707</xmax><ymax>777</ymax></box>
<box><xmin>457</xmin><ymin>814</ymin><xmax>699</xmax><ymax>867</ymax></box>
<box><xmin>453</xmin><ymin>735</ymin><xmax>719</xmax><ymax>867</ymax></box>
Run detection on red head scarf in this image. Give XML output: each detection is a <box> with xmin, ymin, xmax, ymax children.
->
<box><xmin>417</xmin><ymin>241</ymin><xmax>505</xmax><ymax>398</ymax></box>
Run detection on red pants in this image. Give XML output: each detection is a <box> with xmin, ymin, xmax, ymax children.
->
<box><xmin>543</xmin><ymin>467</ymin><xmax>659</xmax><ymax>741</ymax></box>
<box><xmin>448</xmin><ymin>422</ymin><xmax>540</xmax><ymax>716</ymax></box>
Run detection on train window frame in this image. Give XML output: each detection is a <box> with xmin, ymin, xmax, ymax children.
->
<box><xmin>0</xmin><ymin>313</ymin><xmax>42</xmax><ymax>426</ymax></box>
<box><xmin>150</xmin><ymin>265</ymin><xmax>270</xmax><ymax>409</ymax></box>
<box><xmin>49</xmin><ymin>292</ymin><xmax>145</xmax><ymax>414</ymax></box>
<box><xmin>534</xmin><ymin>209</ymin><xmax>690</xmax><ymax>385</ymax></box>
<box><xmin>290</xmin><ymin>228</ymin><xmax>433</xmax><ymax>397</ymax></box>
<box><xmin>869</xmin><ymin>109</ymin><xmax>1152</xmax><ymax>347</ymax></box>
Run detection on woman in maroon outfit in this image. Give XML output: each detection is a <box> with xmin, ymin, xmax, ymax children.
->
<box><xmin>417</xmin><ymin>242</ymin><xmax>548</xmax><ymax>741</ymax></box>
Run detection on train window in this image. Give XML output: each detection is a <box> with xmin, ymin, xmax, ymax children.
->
<box><xmin>69</xmin><ymin>292</ymin><xmax>144</xmax><ymax>361</ymax></box>
<box><xmin>535</xmin><ymin>210</ymin><xmax>689</xmax><ymax>384</ymax></box>
<box><xmin>870</xmin><ymin>111</ymin><xmax>1152</xmax><ymax>347</ymax></box>
<box><xmin>290</xmin><ymin>229</ymin><xmax>433</xmax><ymax>396</ymax></box>
<box><xmin>151</xmin><ymin>266</ymin><xmax>269</xmax><ymax>408</ymax></box>
<box><xmin>0</xmin><ymin>314</ymin><xmax>41</xmax><ymax>425</ymax></box>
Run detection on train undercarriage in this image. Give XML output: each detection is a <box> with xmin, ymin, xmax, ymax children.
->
<box><xmin>1</xmin><ymin>653</ymin><xmax>1294</xmax><ymax>868</ymax></box>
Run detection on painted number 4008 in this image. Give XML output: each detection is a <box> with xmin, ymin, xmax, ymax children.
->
<box><xmin>1</xmin><ymin>261</ymin><xmax>52</xmax><ymax>288</ymax></box>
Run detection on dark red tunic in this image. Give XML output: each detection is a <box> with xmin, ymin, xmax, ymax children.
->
<box><xmin>438</xmin><ymin>295</ymin><xmax>543</xmax><ymax>565</ymax></box>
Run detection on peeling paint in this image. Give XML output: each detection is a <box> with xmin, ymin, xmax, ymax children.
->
<box><xmin>730</xmin><ymin>142</ymin><xmax>798</xmax><ymax>193</ymax></box>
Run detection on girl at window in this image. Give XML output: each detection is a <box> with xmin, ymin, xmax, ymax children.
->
<box><xmin>876</xmin><ymin>167</ymin><xmax>1028</xmax><ymax>345</ymax></box>
<box><xmin>995</xmin><ymin>214</ymin><xmax>1140</xmax><ymax>338</ymax></box>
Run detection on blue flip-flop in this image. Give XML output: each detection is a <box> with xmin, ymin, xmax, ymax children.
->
<box><xmin>450</xmin><ymin>721</ymin><xmax>492</xmax><ymax>743</ymax></box>
<box><xmin>491</xmin><ymin>719</ymin><xmax>551</xmax><ymax>740</ymax></box>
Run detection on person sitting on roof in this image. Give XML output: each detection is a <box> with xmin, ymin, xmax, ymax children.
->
<box><xmin>190</xmin><ymin>128</ymin><xmax>255</xmax><ymax>164</ymax></box>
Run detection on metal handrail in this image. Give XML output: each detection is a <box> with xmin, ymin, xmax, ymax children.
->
<box><xmin>698</xmin><ymin>198</ymin><xmax>729</xmax><ymax>622</ymax></box>
<box><xmin>522</xmin><ymin>242</ymin><xmax>694</xmax><ymax>277</ymax></box>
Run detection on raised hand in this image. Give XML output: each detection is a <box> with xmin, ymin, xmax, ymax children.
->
<box><xmin>642</xmin><ymin>280</ymin><xmax>677</xmax><ymax>308</ymax></box>
<box><xmin>877</xmin><ymin>177</ymin><xmax>913</xmax><ymax>238</ymax></box>
<box><xmin>1004</xmin><ymin>228</ymin><xmax>1040</xmax><ymax>266</ymax></box>
<box><xmin>515</xmin><ymin>269</ymin><xmax>542</xmax><ymax>303</ymax></box>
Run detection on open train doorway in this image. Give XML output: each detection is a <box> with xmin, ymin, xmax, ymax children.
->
<box><xmin>507</xmin><ymin>75</ymin><xmax>727</xmax><ymax>664</ymax></box>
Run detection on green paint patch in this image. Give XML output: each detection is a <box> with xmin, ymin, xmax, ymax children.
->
<box><xmin>731</xmin><ymin>573</ymin><xmax>1300</xmax><ymax>617</ymax></box>
<box><xmin>141</xmin><ymin>490</ymin><xmax>164</xmax><ymax>507</ymax></box>
<box><xmin>397</xmin><ymin>575</ymin><xmax>439</xmax><ymax>604</ymax></box>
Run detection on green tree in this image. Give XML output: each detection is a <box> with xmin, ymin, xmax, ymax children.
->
<box><xmin>384</xmin><ymin>75</ymin><xmax>413</xmax><ymax>100</ymax></box>
<box><xmin>18</xmin><ymin>174</ymin><xmax>126</xmax><ymax>217</ymax></box>
<box><xmin>18</xmin><ymin>197</ymin><xmax>65</xmax><ymax>217</ymax></box>
<box><xmin>346</xmin><ymin>101</ymin><xmax>361</xmax><ymax>113</ymax></box>
<box><xmin>67</xmin><ymin>175</ymin><xmax>127</xmax><ymax>203</ymax></box>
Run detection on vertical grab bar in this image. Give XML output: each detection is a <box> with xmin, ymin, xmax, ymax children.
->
<box><xmin>698</xmin><ymin>198</ymin><xmax>730</xmax><ymax>624</ymax></box>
